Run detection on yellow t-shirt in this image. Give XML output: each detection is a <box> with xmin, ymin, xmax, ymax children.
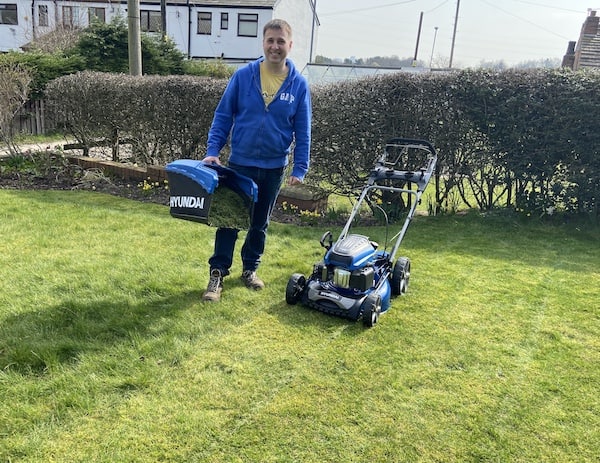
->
<box><xmin>260</xmin><ymin>62</ymin><xmax>288</xmax><ymax>106</ymax></box>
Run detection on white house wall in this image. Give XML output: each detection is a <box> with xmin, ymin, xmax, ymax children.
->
<box><xmin>169</xmin><ymin>6</ymin><xmax>274</xmax><ymax>62</ymax></box>
<box><xmin>0</xmin><ymin>0</ymin><xmax>126</xmax><ymax>52</ymax></box>
<box><xmin>273</xmin><ymin>0</ymin><xmax>316</xmax><ymax>71</ymax></box>
<box><xmin>1</xmin><ymin>0</ymin><xmax>36</xmax><ymax>50</ymax></box>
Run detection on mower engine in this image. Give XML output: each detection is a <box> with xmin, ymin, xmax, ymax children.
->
<box><xmin>323</xmin><ymin>234</ymin><xmax>379</xmax><ymax>291</ymax></box>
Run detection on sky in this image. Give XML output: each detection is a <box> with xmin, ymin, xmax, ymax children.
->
<box><xmin>313</xmin><ymin>0</ymin><xmax>599</xmax><ymax>67</ymax></box>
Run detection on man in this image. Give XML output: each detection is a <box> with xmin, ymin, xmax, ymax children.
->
<box><xmin>202</xmin><ymin>19</ymin><xmax>312</xmax><ymax>302</ymax></box>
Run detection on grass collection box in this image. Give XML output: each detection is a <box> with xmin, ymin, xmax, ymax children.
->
<box><xmin>166</xmin><ymin>160</ymin><xmax>257</xmax><ymax>229</ymax></box>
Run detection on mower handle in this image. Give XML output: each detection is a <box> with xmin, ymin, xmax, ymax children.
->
<box><xmin>384</xmin><ymin>137</ymin><xmax>437</xmax><ymax>155</ymax></box>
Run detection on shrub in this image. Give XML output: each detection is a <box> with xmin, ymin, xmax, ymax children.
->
<box><xmin>0</xmin><ymin>62</ymin><xmax>32</xmax><ymax>154</ymax></box>
<box><xmin>0</xmin><ymin>51</ymin><xmax>84</xmax><ymax>99</ymax></box>
<box><xmin>46</xmin><ymin>72</ymin><xmax>227</xmax><ymax>164</ymax></box>
<box><xmin>44</xmin><ymin>67</ymin><xmax>600</xmax><ymax>220</ymax></box>
<box><xmin>308</xmin><ymin>68</ymin><xmax>600</xmax><ymax>219</ymax></box>
<box><xmin>183</xmin><ymin>59</ymin><xmax>235</xmax><ymax>78</ymax></box>
<box><xmin>70</xmin><ymin>18</ymin><xmax>186</xmax><ymax>76</ymax></box>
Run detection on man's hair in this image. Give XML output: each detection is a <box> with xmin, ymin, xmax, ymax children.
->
<box><xmin>263</xmin><ymin>19</ymin><xmax>292</xmax><ymax>37</ymax></box>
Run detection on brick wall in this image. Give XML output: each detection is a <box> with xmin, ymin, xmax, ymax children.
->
<box><xmin>67</xmin><ymin>156</ymin><xmax>166</xmax><ymax>182</ymax></box>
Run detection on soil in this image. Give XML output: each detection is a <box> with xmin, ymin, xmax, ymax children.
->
<box><xmin>0</xmin><ymin>162</ymin><xmax>171</xmax><ymax>204</ymax></box>
<box><xmin>0</xmin><ymin>150</ymin><xmax>309</xmax><ymax>225</ymax></box>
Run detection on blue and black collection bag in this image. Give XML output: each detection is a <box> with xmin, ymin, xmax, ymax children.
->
<box><xmin>165</xmin><ymin>160</ymin><xmax>258</xmax><ymax>229</ymax></box>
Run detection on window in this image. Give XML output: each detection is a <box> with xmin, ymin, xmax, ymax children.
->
<box><xmin>238</xmin><ymin>14</ymin><xmax>258</xmax><ymax>37</ymax></box>
<box><xmin>0</xmin><ymin>3</ymin><xmax>17</xmax><ymax>25</ymax></box>
<box><xmin>140</xmin><ymin>10</ymin><xmax>161</xmax><ymax>32</ymax></box>
<box><xmin>198</xmin><ymin>12</ymin><xmax>211</xmax><ymax>35</ymax></box>
<box><xmin>38</xmin><ymin>4</ymin><xmax>48</xmax><ymax>27</ymax></box>
<box><xmin>220</xmin><ymin>12</ymin><xmax>228</xmax><ymax>30</ymax></box>
<box><xmin>62</xmin><ymin>6</ymin><xmax>81</xmax><ymax>28</ymax></box>
<box><xmin>88</xmin><ymin>7</ymin><xmax>105</xmax><ymax>24</ymax></box>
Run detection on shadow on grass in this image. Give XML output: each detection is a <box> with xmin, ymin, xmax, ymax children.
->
<box><xmin>0</xmin><ymin>290</ymin><xmax>201</xmax><ymax>375</ymax></box>
<box><xmin>268</xmin><ymin>304</ymin><xmax>372</xmax><ymax>343</ymax></box>
<box><xmin>269</xmin><ymin>287</ymin><xmax>414</xmax><ymax>336</ymax></box>
<box><xmin>345</xmin><ymin>213</ymin><xmax>600</xmax><ymax>274</ymax></box>
<box><xmin>264</xmin><ymin>274</ymin><xmax>374</xmax><ymax>336</ymax></box>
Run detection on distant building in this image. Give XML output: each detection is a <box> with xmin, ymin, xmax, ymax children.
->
<box><xmin>562</xmin><ymin>9</ymin><xmax>600</xmax><ymax>70</ymax></box>
<box><xmin>0</xmin><ymin>0</ymin><xmax>318</xmax><ymax>70</ymax></box>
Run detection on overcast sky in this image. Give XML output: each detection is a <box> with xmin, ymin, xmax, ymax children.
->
<box><xmin>313</xmin><ymin>0</ymin><xmax>597</xmax><ymax>67</ymax></box>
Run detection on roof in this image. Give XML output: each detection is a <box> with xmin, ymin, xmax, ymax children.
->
<box><xmin>28</xmin><ymin>0</ymin><xmax>279</xmax><ymax>5</ymax></box>
<box><xmin>576</xmin><ymin>36</ymin><xmax>600</xmax><ymax>69</ymax></box>
<box><xmin>141</xmin><ymin>0</ymin><xmax>279</xmax><ymax>6</ymax></box>
<box><xmin>197</xmin><ymin>0</ymin><xmax>277</xmax><ymax>5</ymax></box>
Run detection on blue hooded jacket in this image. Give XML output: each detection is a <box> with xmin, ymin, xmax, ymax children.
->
<box><xmin>206</xmin><ymin>58</ymin><xmax>311</xmax><ymax>180</ymax></box>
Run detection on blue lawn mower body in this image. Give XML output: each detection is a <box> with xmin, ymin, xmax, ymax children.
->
<box><xmin>285</xmin><ymin>138</ymin><xmax>437</xmax><ymax>327</ymax></box>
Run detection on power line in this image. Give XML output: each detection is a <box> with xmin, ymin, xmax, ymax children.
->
<box><xmin>320</xmin><ymin>0</ymin><xmax>417</xmax><ymax>17</ymax></box>
<box><xmin>480</xmin><ymin>0</ymin><xmax>575</xmax><ymax>40</ymax></box>
<box><xmin>425</xmin><ymin>0</ymin><xmax>450</xmax><ymax>14</ymax></box>
<box><xmin>509</xmin><ymin>0</ymin><xmax>588</xmax><ymax>14</ymax></box>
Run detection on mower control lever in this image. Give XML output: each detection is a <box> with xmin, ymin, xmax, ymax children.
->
<box><xmin>320</xmin><ymin>231</ymin><xmax>333</xmax><ymax>250</ymax></box>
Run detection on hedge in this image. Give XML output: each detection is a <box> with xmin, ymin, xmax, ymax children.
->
<box><xmin>45</xmin><ymin>68</ymin><xmax>599</xmax><ymax>219</ymax></box>
<box><xmin>46</xmin><ymin>72</ymin><xmax>226</xmax><ymax>164</ymax></box>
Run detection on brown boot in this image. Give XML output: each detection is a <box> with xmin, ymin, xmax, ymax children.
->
<box><xmin>202</xmin><ymin>269</ymin><xmax>223</xmax><ymax>302</ymax></box>
<box><xmin>241</xmin><ymin>270</ymin><xmax>265</xmax><ymax>290</ymax></box>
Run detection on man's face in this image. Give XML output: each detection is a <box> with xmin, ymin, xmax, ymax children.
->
<box><xmin>263</xmin><ymin>27</ymin><xmax>292</xmax><ymax>66</ymax></box>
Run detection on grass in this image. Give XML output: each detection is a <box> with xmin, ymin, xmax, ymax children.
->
<box><xmin>12</xmin><ymin>133</ymin><xmax>70</xmax><ymax>144</ymax></box>
<box><xmin>1</xmin><ymin>189</ymin><xmax>599</xmax><ymax>462</ymax></box>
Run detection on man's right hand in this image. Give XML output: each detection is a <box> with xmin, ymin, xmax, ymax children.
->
<box><xmin>203</xmin><ymin>156</ymin><xmax>222</xmax><ymax>165</ymax></box>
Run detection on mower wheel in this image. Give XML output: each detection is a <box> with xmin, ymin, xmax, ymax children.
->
<box><xmin>362</xmin><ymin>293</ymin><xmax>382</xmax><ymax>327</ymax></box>
<box><xmin>285</xmin><ymin>273</ymin><xmax>306</xmax><ymax>305</ymax></box>
<box><xmin>391</xmin><ymin>257</ymin><xmax>411</xmax><ymax>295</ymax></box>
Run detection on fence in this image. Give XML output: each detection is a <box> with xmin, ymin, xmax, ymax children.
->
<box><xmin>13</xmin><ymin>100</ymin><xmax>54</xmax><ymax>136</ymax></box>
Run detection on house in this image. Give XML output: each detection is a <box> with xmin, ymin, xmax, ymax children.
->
<box><xmin>0</xmin><ymin>0</ymin><xmax>318</xmax><ymax>70</ymax></box>
<box><xmin>562</xmin><ymin>9</ymin><xmax>600</xmax><ymax>70</ymax></box>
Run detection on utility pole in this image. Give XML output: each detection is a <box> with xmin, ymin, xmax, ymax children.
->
<box><xmin>429</xmin><ymin>26</ymin><xmax>439</xmax><ymax>69</ymax></box>
<box><xmin>449</xmin><ymin>0</ymin><xmax>460</xmax><ymax>68</ymax></box>
<box><xmin>161</xmin><ymin>0</ymin><xmax>167</xmax><ymax>40</ymax></box>
<box><xmin>127</xmin><ymin>0</ymin><xmax>143</xmax><ymax>76</ymax></box>
<box><xmin>413</xmin><ymin>11</ymin><xmax>424</xmax><ymax>67</ymax></box>
<box><xmin>310</xmin><ymin>0</ymin><xmax>317</xmax><ymax>63</ymax></box>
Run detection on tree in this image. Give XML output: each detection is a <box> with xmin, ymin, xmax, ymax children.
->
<box><xmin>314</xmin><ymin>55</ymin><xmax>334</xmax><ymax>64</ymax></box>
<box><xmin>0</xmin><ymin>51</ymin><xmax>85</xmax><ymax>99</ymax></box>
<box><xmin>23</xmin><ymin>26</ymin><xmax>83</xmax><ymax>54</ymax></box>
<box><xmin>0</xmin><ymin>62</ymin><xmax>32</xmax><ymax>154</ymax></box>
<box><xmin>73</xmin><ymin>19</ymin><xmax>131</xmax><ymax>73</ymax></box>
<box><xmin>70</xmin><ymin>18</ymin><xmax>185</xmax><ymax>75</ymax></box>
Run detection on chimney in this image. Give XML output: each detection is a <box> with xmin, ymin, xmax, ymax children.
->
<box><xmin>561</xmin><ymin>41</ymin><xmax>576</xmax><ymax>69</ymax></box>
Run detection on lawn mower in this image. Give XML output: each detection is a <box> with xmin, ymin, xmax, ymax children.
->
<box><xmin>285</xmin><ymin>138</ymin><xmax>437</xmax><ymax>327</ymax></box>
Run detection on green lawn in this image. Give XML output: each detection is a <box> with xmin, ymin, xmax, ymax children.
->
<box><xmin>1</xmin><ymin>190</ymin><xmax>598</xmax><ymax>462</ymax></box>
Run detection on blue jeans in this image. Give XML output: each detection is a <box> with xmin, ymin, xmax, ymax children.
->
<box><xmin>208</xmin><ymin>163</ymin><xmax>285</xmax><ymax>276</ymax></box>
